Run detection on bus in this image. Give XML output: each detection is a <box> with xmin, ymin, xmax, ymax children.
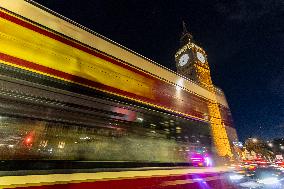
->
<box><xmin>0</xmin><ymin>0</ymin><xmax>235</xmax><ymax>188</ymax></box>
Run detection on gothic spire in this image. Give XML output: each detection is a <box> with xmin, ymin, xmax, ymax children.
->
<box><xmin>180</xmin><ymin>21</ymin><xmax>193</xmax><ymax>46</ymax></box>
<box><xmin>182</xmin><ymin>21</ymin><xmax>188</xmax><ymax>35</ymax></box>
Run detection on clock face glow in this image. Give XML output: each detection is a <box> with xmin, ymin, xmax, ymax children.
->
<box><xmin>197</xmin><ymin>52</ymin><xmax>205</xmax><ymax>63</ymax></box>
<box><xmin>179</xmin><ymin>54</ymin><xmax>189</xmax><ymax>66</ymax></box>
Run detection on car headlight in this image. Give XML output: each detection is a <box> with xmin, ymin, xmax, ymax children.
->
<box><xmin>257</xmin><ymin>177</ymin><xmax>279</xmax><ymax>185</ymax></box>
<box><xmin>229</xmin><ymin>174</ymin><xmax>244</xmax><ymax>180</ymax></box>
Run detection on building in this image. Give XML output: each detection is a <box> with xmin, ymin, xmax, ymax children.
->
<box><xmin>175</xmin><ymin>22</ymin><xmax>238</xmax><ymax>157</ymax></box>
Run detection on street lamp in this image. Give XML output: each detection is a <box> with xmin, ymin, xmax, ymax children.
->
<box><xmin>268</xmin><ymin>143</ymin><xmax>273</xmax><ymax>147</ymax></box>
<box><xmin>252</xmin><ymin>138</ymin><xmax>258</xmax><ymax>143</ymax></box>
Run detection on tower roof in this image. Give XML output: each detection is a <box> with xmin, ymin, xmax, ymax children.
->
<box><xmin>180</xmin><ymin>21</ymin><xmax>193</xmax><ymax>46</ymax></box>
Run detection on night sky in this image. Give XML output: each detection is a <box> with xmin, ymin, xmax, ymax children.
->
<box><xmin>33</xmin><ymin>0</ymin><xmax>283</xmax><ymax>141</ymax></box>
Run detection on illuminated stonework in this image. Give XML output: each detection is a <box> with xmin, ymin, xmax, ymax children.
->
<box><xmin>208</xmin><ymin>101</ymin><xmax>233</xmax><ymax>157</ymax></box>
<box><xmin>194</xmin><ymin>60</ymin><xmax>233</xmax><ymax>157</ymax></box>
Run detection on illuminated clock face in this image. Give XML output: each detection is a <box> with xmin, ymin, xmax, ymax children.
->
<box><xmin>179</xmin><ymin>54</ymin><xmax>189</xmax><ymax>66</ymax></box>
<box><xmin>197</xmin><ymin>52</ymin><xmax>205</xmax><ymax>63</ymax></box>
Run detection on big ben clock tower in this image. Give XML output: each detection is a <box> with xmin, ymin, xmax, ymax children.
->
<box><xmin>175</xmin><ymin>22</ymin><xmax>213</xmax><ymax>90</ymax></box>
<box><xmin>175</xmin><ymin>22</ymin><xmax>233</xmax><ymax>158</ymax></box>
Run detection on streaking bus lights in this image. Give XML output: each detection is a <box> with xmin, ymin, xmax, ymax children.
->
<box><xmin>23</xmin><ymin>131</ymin><xmax>35</xmax><ymax>147</ymax></box>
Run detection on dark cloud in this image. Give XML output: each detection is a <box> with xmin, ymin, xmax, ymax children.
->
<box><xmin>215</xmin><ymin>0</ymin><xmax>284</xmax><ymax>22</ymax></box>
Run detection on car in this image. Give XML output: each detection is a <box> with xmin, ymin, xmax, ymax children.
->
<box><xmin>228</xmin><ymin>167</ymin><xmax>284</xmax><ymax>188</ymax></box>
